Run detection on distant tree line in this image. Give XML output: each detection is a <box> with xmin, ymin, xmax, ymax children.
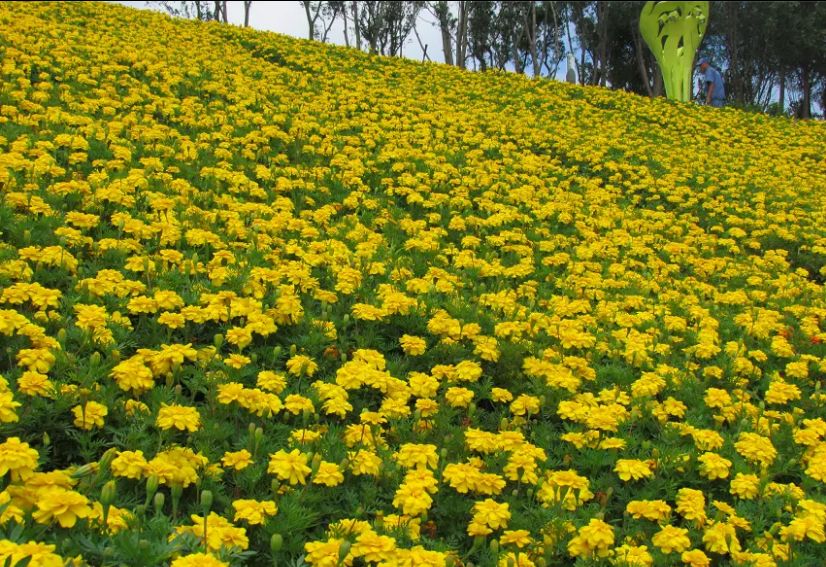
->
<box><xmin>151</xmin><ymin>1</ymin><xmax>826</xmax><ymax>118</ymax></box>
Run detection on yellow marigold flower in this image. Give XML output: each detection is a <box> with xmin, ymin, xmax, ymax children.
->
<box><xmin>124</xmin><ymin>399</ymin><xmax>150</xmax><ymax>415</ymax></box>
<box><xmin>697</xmin><ymin>452</ymin><xmax>732</xmax><ymax>480</ymax></box>
<box><xmin>72</xmin><ymin>401</ymin><xmax>108</xmax><ymax>430</ymax></box>
<box><xmin>400</xmin><ymin>334</ymin><xmax>427</xmax><ymax>356</ymax></box>
<box><xmin>313</xmin><ymin>461</ymin><xmax>344</xmax><ymax>487</ymax></box>
<box><xmin>676</xmin><ymin>488</ymin><xmax>707</xmax><ymax>525</ymax></box>
<box><xmin>283</xmin><ymin>395</ymin><xmax>315</xmax><ymax>416</ymax></box>
<box><xmin>32</xmin><ymin>486</ymin><xmax>90</xmax><ymax>528</ymax></box>
<box><xmin>286</xmin><ymin>354</ymin><xmax>318</xmax><ymax>377</ymax></box>
<box><xmin>110</xmin><ymin>359</ymin><xmax>154</xmax><ymax>394</ymax></box>
<box><xmin>444</xmin><ymin>387</ymin><xmax>474</xmax><ymax>408</ymax></box>
<box><xmin>702</xmin><ymin>522</ymin><xmax>739</xmax><ymax>554</ymax></box>
<box><xmin>393</xmin><ymin>482</ymin><xmax>433</xmax><ymax>517</ymax></box>
<box><xmin>0</xmin><ymin>539</ymin><xmax>65</xmax><ymax>567</ymax></box>
<box><xmin>0</xmin><ymin>391</ymin><xmax>21</xmax><ymax>423</ymax></box>
<box><xmin>734</xmin><ymin>432</ymin><xmax>777</xmax><ymax>468</ymax></box>
<box><xmin>394</xmin><ymin>443</ymin><xmax>439</xmax><ymax>469</ymax></box>
<box><xmin>156</xmin><ymin>404</ymin><xmax>201</xmax><ymax>432</ymax></box>
<box><xmin>223</xmin><ymin>353</ymin><xmax>250</xmax><ymax>369</ymax></box>
<box><xmin>111</xmin><ymin>450</ymin><xmax>147</xmax><ymax>479</ymax></box>
<box><xmin>680</xmin><ymin>549</ymin><xmax>711</xmax><ymax>567</ymax></box>
<box><xmin>175</xmin><ymin>512</ymin><xmax>249</xmax><ymax>552</ymax></box>
<box><xmin>491</xmin><ymin>387</ymin><xmax>513</xmax><ymax>403</ymax></box>
<box><xmin>729</xmin><ymin>473</ymin><xmax>760</xmax><ymax>499</ymax></box>
<box><xmin>257</xmin><ymin>370</ymin><xmax>287</xmax><ymax>394</ymax></box>
<box><xmin>510</xmin><ymin>394</ymin><xmax>540</xmax><ymax>416</ymax></box>
<box><xmin>614</xmin><ymin>459</ymin><xmax>654</xmax><ymax>482</ymax></box>
<box><xmin>351</xmin><ymin>531</ymin><xmax>397</xmax><ymax>563</ymax></box>
<box><xmin>652</xmin><ymin>525</ymin><xmax>691</xmax><ymax>554</ymax></box>
<box><xmin>17</xmin><ymin>371</ymin><xmax>54</xmax><ymax>397</ymax></box>
<box><xmin>497</xmin><ymin>552</ymin><xmax>535</xmax><ymax>567</ymax></box>
<box><xmin>611</xmin><ymin>544</ymin><xmax>653</xmax><ymax>566</ymax></box>
<box><xmin>232</xmin><ymin>499</ymin><xmax>277</xmax><ymax>525</ymax></box>
<box><xmin>304</xmin><ymin>538</ymin><xmax>346</xmax><ymax>566</ymax></box>
<box><xmin>500</xmin><ymin>529</ymin><xmax>532</xmax><ymax>548</ymax></box>
<box><xmin>348</xmin><ymin>449</ymin><xmax>382</xmax><ymax>476</ymax></box>
<box><xmin>780</xmin><ymin>515</ymin><xmax>825</xmax><ymax>543</ymax></box>
<box><xmin>472</xmin><ymin>499</ymin><xmax>510</xmax><ymax>531</ymax></box>
<box><xmin>226</xmin><ymin>326</ymin><xmax>253</xmax><ymax>350</ymax></box>
<box><xmin>170</xmin><ymin>553</ymin><xmax>228</xmax><ymax>567</ymax></box>
<box><xmin>626</xmin><ymin>500</ymin><xmax>671</xmax><ymax>522</ymax></box>
<box><xmin>221</xmin><ymin>449</ymin><xmax>253</xmax><ymax>471</ymax></box>
<box><xmin>567</xmin><ymin>518</ymin><xmax>614</xmax><ymax>559</ymax></box>
<box><xmin>268</xmin><ymin>449</ymin><xmax>311</xmax><ymax>485</ymax></box>
<box><xmin>0</xmin><ymin>437</ymin><xmax>39</xmax><ymax>481</ymax></box>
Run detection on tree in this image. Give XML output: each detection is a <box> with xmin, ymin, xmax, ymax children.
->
<box><xmin>244</xmin><ymin>1</ymin><xmax>253</xmax><ymax>27</ymax></box>
<box><xmin>356</xmin><ymin>1</ymin><xmax>423</xmax><ymax>56</ymax></box>
<box><xmin>428</xmin><ymin>1</ymin><xmax>456</xmax><ymax>66</ymax></box>
<box><xmin>301</xmin><ymin>1</ymin><xmax>343</xmax><ymax>42</ymax></box>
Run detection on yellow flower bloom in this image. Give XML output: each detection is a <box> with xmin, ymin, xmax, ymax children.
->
<box><xmin>471</xmin><ymin>499</ymin><xmax>510</xmax><ymax>531</ymax></box>
<box><xmin>232</xmin><ymin>499</ymin><xmax>277</xmax><ymax>525</ymax></box>
<box><xmin>268</xmin><ymin>449</ymin><xmax>311</xmax><ymax>485</ymax></box>
<box><xmin>171</xmin><ymin>553</ymin><xmax>229</xmax><ymax>567</ymax></box>
<box><xmin>156</xmin><ymin>404</ymin><xmax>201</xmax><ymax>432</ymax></box>
<box><xmin>0</xmin><ymin>437</ymin><xmax>39</xmax><ymax>481</ymax></box>
<box><xmin>72</xmin><ymin>401</ymin><xmax>108</xmax><ymax>430</ymax></box>
<box><xmin>221</xmin><ymin>449</ymin><xmax>253</xmax><ymax>471</ymax></box>
<box><xmin>614</xmin><ymin>459</ymin><xmax>654</xmax><ymax>482</ymax></box>
<box><xmin>32</xmin><ymin>486</ymin><xmax>91</xmax><ymax>528</ymax></box>
<box><xmin>652</xmin><ymin>525</ymin><xmax>691</xmax><ymax>554</ymax></box>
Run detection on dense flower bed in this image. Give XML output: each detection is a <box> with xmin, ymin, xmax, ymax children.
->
<box><xmin>1</xmin><ymin>2</ymin><xmax>825</xmax><ymax>565</ymax></box>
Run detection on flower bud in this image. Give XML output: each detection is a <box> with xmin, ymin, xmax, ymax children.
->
<box><xmin>289</xmin><ymin>344</ymin><xmax>297</xmax><ymax>356</ymax></box>
<box><xmin>90</xmin><ymin>352</ymin><xmax>101</xmax><ymax>366</ymax></box>
<box><xmin>101</xmin><ymin>480</ymin><xmax>117</xmax><ymax>507</ymax></box>
<box><xmin>154</xmin><ymin>492</ymin><xmax>165</xmax><ymax>512</ymax></box>
<box><xmin>71</xmin><ymin>463</ymin><xmax>96</xmax><ymax>479</ymax></box>
<box><xmin>270</xmin><ymin>533</ymin><xmax>283</xmax><ymax>553</ymax></box>
<box><xmin>213</xmin><ymin>334</ymin><xmax>224</xmax><ymax>348</ymax></box>
<box><xmin>200</xmin><ymin>489</ymin><xmax>213</xmax><ymax>511</ymax></box>
<box><xmin>146</xmin><ymin>474</ymin><xmax>160</xmax><ymax>501</ymax></box>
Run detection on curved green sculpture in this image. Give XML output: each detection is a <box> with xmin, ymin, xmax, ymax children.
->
<box><xmin>640</xmin><ymin>1</ymin><xmax>709</xmax><ymax>102</ymax></box>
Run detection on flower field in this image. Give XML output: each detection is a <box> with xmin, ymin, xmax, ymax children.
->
<box><xmin>1</xmin><ymin>2</ymin><xmax>826</xmax><ymax>565</ymax></box>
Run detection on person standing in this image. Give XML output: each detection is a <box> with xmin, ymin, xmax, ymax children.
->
<box><xmin>697</xmin><ymin>57</ymin><xmax>726</xmax><ymax>107</ymax></box>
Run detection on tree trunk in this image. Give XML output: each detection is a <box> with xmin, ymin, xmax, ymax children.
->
<box><xmin>527</xmin><ymin>3</ymin><xmax>540</xmax><ymax>77</ymax></box>
<box><xmin>653</xmin><ymin>63</ymin><xmax>664</xmax><ymax>97</ymax></box>
<box><xmin>456</xmin><ymin>1</ymin><xmax>468</xmax><ymax>69</ymax></box>
<box><xmin>435</xmin><ymin>1</ymin><xmax>454</xmax><ymax>66</ymax></box>
<box><xmin>244</xmin><ymin>1</ymin><xmax>252</xmax><ymax>27</ymax></box>
<box><xmin>342</xmin><ymin>4</ymin><xmax>350</xmax><ymax>47</ymax></box>
<box><xmin>632</xmin><ymin>23</ymin><xmax>654</xmax><ymax>97</ymax></box>
<box><xmin>304</xmin><ymin>2</ymin><xmax>315</xmax><ymax>40</ymax></box>
<box><xmin>778</xmin><ymin>68</ymin><xmax>785</xmax><ymax>111</ymax></box>
<box><xmin>801</xmin><ymin>67</ymin><xmax>811</xmax><ymax>119</ymax></box>
<box><xmin>352</xmin><ymin>2</ymin><xmax>361</xmax><ymax>49</ymax></box>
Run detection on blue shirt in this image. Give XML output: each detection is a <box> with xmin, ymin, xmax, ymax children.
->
<box><xmin>703</xmin><ymin>66</ymin><xmax>725</xmax><ymax>101</ymax></box>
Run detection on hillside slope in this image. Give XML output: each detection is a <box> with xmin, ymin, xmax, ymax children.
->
<box><xmin>1</xmin><ymin>2</ymin><xmax>826</xmax><ymax>565</ymax></box>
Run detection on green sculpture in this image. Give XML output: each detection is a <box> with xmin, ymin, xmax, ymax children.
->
<box><xmin>639</xmin><ymin>1</ymin><xmax>709</xmax><ymax>102</ymax></box>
